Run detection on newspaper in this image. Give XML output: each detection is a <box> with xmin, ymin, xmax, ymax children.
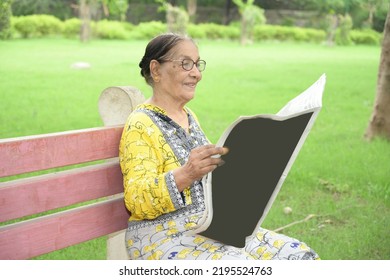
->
<box><xmin>192</xmin><ymin>74</ymin><xmax>326</xmax><ymax>247</ymax></box>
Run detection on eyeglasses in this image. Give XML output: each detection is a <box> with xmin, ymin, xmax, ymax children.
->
<box><xmin>165</xmin><ymin>58</ymin><xmax>206</xmax><ymax>72</ymax></box>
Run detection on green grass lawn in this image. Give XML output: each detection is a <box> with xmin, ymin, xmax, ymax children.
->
<box><xmin>0</xmin><ymin>38</ymin><xmax>389</xmax><ymax>260</ymax></box>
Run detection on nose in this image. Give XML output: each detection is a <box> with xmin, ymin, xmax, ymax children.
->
<box><xmin>189</xmin><ymin>66</ymin><xmax>202</xmax><ymax>80</ymax></box>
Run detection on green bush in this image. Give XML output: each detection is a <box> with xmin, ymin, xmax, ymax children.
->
<box><xmin>195</xmin><ymin>23</ymin><xmax>239</xmax><ymax>40</ymax></box>
<box><xmin>12</xmin><ymin>16</ymin><xmax>37</xmax><ymax>38</ymax></box>
<box><xmin>128</xmin><ymin>21</ymin><xmax>167</xmax><ymax>40</ymax></box>
<box><xmin>122</xmin><ymin>22</ymin><xmax>135</xmax><ymax>33</ymax></box>
<box><xmin>253</xmin><ymin>25</ymin><xmax>325</xmax><ymax>43</ymax></box>
<box><xmin>253</xmin><ymin>25</ymin><xmax>276</xmax><ymax>40</ymax></box>
<box><xmin>273</xmin><ymin>26</ymin><xmax>301</xmax><ymax>41</ymax></box>
<box><xmin>350</xmin><ymin>29</ymin><xmax>381</xmax><ymax>45</ymax></box>
<box><xmin>64</xmin><ymin>18</ymin><xmax>131</xmax><ymax>40</ymax></box>
<box><xmin>36</xmin><ymin>15</ymin><xmax>63</xmax><ymax>36</ymax></box>
<box><xmin>63</xmin><ymin>18</ymin><xmax>81</xmax><ymax>38</ymax></box>
<box><xmin>94</xmin><ymin>20</ymin><xmax>129</xmax><ymax>40</ymax></box>
<box><xmin>305</xmin><ymin>28</ymin><xmax>327</xmax><ymax>43</ymax></box>
<box><xmin>195</xmin><ymin>23</ymin><xmax>222</xmax><ymax>39</ymax></box>
<box><xmin>187</xmin><ymin>23</ymin><xmax>206</xmax><ymax>39</ymax></box>
<box><xmin>13</xmin><ymin>15</ymin><xmax>63</xmax><ymax>38</ymax></box>
<box><xmin>224</xmin><ymin>25</ymin><xmax>240</xmax><ymax>40</ymax></box>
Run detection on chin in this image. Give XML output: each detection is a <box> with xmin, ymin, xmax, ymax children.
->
<box><xmin>182</xmin><ymin>89</ymin><xmax>196</xmax><ymax>100</ymax></box>
<box><xmin>187</xmin><ymin>92</ymin><xmax>196</xmax><ymax>101</ymax></box>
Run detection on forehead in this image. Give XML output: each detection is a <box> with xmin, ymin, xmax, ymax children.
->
<box><xmin>169</xmin><ymin>39</ymin><xmax>199</xmax><ymax>58</ymax></box>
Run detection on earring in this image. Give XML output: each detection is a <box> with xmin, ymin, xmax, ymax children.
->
<box><xmin>153</xmin><ymin>76</ymin><xmax>160</xmax><ymax>83</ymax></box>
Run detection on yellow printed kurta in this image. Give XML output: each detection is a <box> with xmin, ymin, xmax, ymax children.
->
<box><xmin>119</xmin><ymin>104</ymin><xmax>208</xmax><ymax>224</ymax></box>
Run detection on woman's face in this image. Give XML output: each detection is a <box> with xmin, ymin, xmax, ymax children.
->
<box><xmin>153</xmin><ymin>40</ymin><xmax>203</xmax><ymax>105</ymax></box>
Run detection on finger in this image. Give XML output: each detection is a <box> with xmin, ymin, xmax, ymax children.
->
<box><xmin>194</xmin><ymin>145</ymin><xmax>218</xmax><ymax>160</ymax></box>
<box><xmin>208</xmin><ymin>146</ymin><xmax>229</xmax><ymax>159</ymax></box>
<box><xmin>194</xmin><ymin>144</ymin><xmax>215</xmax><ymax>151</ymax></box>
<box><xmin>191</xmin><ymin>145</ymin><xmax>228</xmax><ymax>161</ymax></box>
<box><xmin>199</xmin><ymin>164</ymin><xmax>219</xmax><ymax>175</ymax></box>
<box><xmin>192</xmin><ymin>157</ymin><xmax>226</xmax><ymax>179</ymax></box>
<box><xmin>198</xmin><ymin>157</ymin><xmax>224</xmax><ymax>169</ymax></box>
<box><xmin>221</xmin><ymin>146</ymin><xmax>229</xmax><ymax>155</ymax></box>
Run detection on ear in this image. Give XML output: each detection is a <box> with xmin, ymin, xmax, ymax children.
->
<box><xmin>150</xmin><ymin>60</ymin><xmax>160</xmax><ymax>81</ymax></box>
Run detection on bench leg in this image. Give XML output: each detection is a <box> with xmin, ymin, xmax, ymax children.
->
<box><xmin>107</xmin><ymin>229</ymin><xmax>130</xmax><ymax>260</ymax></box>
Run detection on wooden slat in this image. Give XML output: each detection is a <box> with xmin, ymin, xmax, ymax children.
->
<box><xmin>0</xmin><ymin>161</ymin><xmax>123</xmax><ymax>223</ymax></box>
<box><xmin>0</xmin><ymin>126</ymin><xmax>124</xmax><ymax>177</ymax></box>
<box><xmin>0</xmin><ymin>196</ymin><xmax>130</xmax><ymax>260</ymax></box>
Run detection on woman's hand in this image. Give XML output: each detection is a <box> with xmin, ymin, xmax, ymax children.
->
<box><xmin>173</xmin><ymin>144</ymin><xmax>229</xmax><ymax>192</ymax></box>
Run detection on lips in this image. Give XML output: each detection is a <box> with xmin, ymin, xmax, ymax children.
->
<box><xmin>184</xmin><ymin>82</ymin><xmax>197</xmax><ymax>88</ymax></box>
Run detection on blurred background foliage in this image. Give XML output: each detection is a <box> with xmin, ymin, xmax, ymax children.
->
<box><xmin>1</xmin><ymin>0</ymin><xmax>387</xmax><ymax>45</ymax></box>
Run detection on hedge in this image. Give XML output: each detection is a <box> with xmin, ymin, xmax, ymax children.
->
<box><xmin>253</xmin><ymin>25</ymin><xmax>326</xmax><ymax>43</ymax></box>
<box><xmin>9</xmin><ymin>15</ymin><xmax>382</xmax><ymax>45</ymax></box>
<box><xmin>13</xmin><ymin>15</ymin><xmax>63</xmax><ymax>38</ymax></box>
<box><xmin>350</xmin><ymin>29</ymin><xmax>382</xmax><ymax>46</ymax></box>
<box><xmin>127</xmin><ymin>21</ymin><xmax>166</xmax><ymax>40</ymax></box>
<box><xmin>95</xmin><ymin>19</ymin><xmax>129</xmax><ymax>40</ymax></box>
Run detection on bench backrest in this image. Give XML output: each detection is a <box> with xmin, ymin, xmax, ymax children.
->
<box><xmin>0</xmin><ymin>86</ymin><xmax>145</xmax><ymax>260</ymax></box>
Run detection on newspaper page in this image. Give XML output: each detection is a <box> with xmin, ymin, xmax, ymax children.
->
<box><xmin>193</xmin><ymin>74</ymin><xmax>326</xmax><ymax>247</ymax></box>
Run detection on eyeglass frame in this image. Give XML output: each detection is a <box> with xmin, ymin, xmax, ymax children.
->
<box><xmin>160</xmin><ymin>58</ymin><xmax>207</xmax><ymax>72</ymax></box>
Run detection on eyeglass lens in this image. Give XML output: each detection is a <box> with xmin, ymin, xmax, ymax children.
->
<box><xmin>182</xmin><ymin>59</ymin><xmax>206</xmax><ymax>72</ymax></box>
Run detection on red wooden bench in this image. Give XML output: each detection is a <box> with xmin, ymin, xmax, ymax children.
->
<box><xmin>0</xmin><ymin>86</ymin><xmax>145</xmax><ymax>260</ymax></box>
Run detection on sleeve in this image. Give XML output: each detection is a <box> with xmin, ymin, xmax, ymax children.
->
<box><xmin>119</xmin><ymin>115</ymin><xmax>185</xmax><ymax>220</ymax></box>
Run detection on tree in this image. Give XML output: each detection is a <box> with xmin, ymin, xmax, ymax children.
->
<box><xmin>79</xmin><ymin>0</ymin><xmax>129</xmax><ymax>42</ymax></box>
<box><xmin>0</xmin><ymin>0</ymin><xmax>13</xmax><ymax>39</ymax></box>
<box><xmin>102</xmin><ymin>0</ymin><xmax>128</xmax><ymax>21</ymax></box>
<box><xmin>156</xmin><ymin>0</ymin><xmax>189</xmax><ymax>34</ymax></box>
<box><xmin>335</xmin><ymin>13</ymin><xmax>353</xmax><ymax>45</ymax></box>
<box><xmin>11</xmin><ymin>0</ymin><xmax>77</xmax><ymax>20</ymax></box>
<box><xmin>365</xmin><ymin>6</ymin><xmax>390</xmax><ymax>140</ymax></box>
<box><xmin>79</xmin><ymin>0</ymin><xmax>93</xmax><ymax>42</ymax></box>
<box><xmin>325</xmin><ymin>11</ymin><xmax>339</xmax><ymax>46</ymax></box>
<box><xmin>187</xmin><ymin>0</ymin><xmax>197</xmax><ymax>22</ymax></box>
<box><xmin>223</xmin><ymin>0</ymin><xmax>233</xmax><ymax>25</ymax></box>
<box><xmin>233</xmin><ymin>0</ymin><xmax>266</xmax><ymax>45</ymax></box>
<box><xmin>360</xmin><ymin>0</ymin><xmax>388</xmax><ymax>28</ymax></box>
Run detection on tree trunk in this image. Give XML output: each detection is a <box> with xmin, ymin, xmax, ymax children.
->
<box><xmin>367</xmin><ymin>5</ymin><xmax>376</xmax><ymax>28</ymax></box>
<box><xmin>223</xmin><ymin>0</ymin><xmax>233</xmax><ymax>25</ymax></box>
<box><xmin>365</xmin><ymin>7</ymin><xmax>390</xmax><ymax>141</ymax></box>
<box><xmin>240</xmin><ymin>14</ymin><xmax>248</xmax><ymax>45</ymax></box>
<box><xmin>187</xmin><ymin>0</ymin><xmax>197</xmax><ymax>23</ymax></box>
<box><xmin>79</xmin><ymin>0</ymin><xmax>91</xmax><ymax>43</ymax></box>
<box><xmin>326</xmin><ymin>14</ymin><xmax>338</xmax><ymax>46</ymax></box>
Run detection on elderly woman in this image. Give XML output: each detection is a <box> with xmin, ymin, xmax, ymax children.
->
<box><xmin>119</xmin><ymin>33</ymin><xmax>319</xmax><ymax>260</ymax></box>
